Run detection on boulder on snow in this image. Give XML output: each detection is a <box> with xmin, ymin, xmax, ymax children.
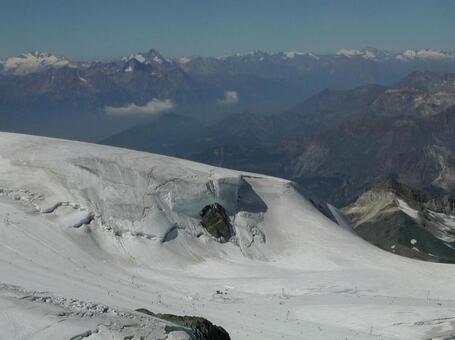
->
<box><xmin>199</xmin><ymin>203</ymin><xmax>233</xmax><ymax>243</ymax></box>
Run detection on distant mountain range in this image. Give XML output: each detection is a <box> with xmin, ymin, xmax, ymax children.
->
<box><xmin>2</xmin><ymin>48</ymin><xmax>454</xmax><ymax>76</ymax></box>
<box><xmin>1</xmin><ymin>48</ymin><xmax>455</xmax><ymax>141</ymax></box>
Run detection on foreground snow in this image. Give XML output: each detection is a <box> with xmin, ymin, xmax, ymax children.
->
<box><xmin>1</xmin><ymin>132</ymin><xmax>455</xmax><ymax>339</ymax></box>
<box><xmin>0</xmin><ymin>284</ymin><xmax>192</xmax><ymax>340</ymax></box>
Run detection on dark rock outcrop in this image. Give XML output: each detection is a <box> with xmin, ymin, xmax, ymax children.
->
<box><xmin>135</xmin><ymin>309</ymin><xmax>231</xmax><ymax>340</ymax></box>
<box><xmin>157</xmin><ymin>313</ymin><xmax>231</xmax><ymax>340</ymax></box>
<box><xmin>199</xmin><ymin>203</ymin><xmax>233</xmax><ymax>242</ymax></box>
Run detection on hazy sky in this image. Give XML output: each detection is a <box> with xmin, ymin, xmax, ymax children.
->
<box><xmin>1</xmin><ymin>0</ymin><xmax>454</xmax><ymax>59</ymax></box>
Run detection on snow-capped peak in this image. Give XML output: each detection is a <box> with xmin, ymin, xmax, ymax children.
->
<box><xmin>178</xmin><ymin>56</ymin><xmax>192</xmax><ymax>64</ymax></box>
<box><xmin>284</xmin><ymin>51</ymin><xmax>299</xmax><ymax>59</ymax></box>
<box><xmin>282</xmin><ymin>51</ymin><xmax>320</xmax><ymax>60</ymax></box>
<box><xmin>336</xmin><ymin>49</ymin><xmax>377</xmax><ymax>60</ymax></box>
<box><xmin>215</xmin><ymin>50</ymin><xmax>270</xmax><ymax>60</ymax></box>
<box><xmin>122</xmin><ymin>49</ymin><xmax>166</xmax><ymax>66</ymax></box>
<box><xmin>336</xmin><ymin>49</ymin><xmax>363</xmax><ymax>57</ymax></box>
<box><xmin>0</xmin><ymin>51</ymin><xmax>70</xmax><ymax>75</ymax></box>
<box><xmin>396</xmin><ymin>49</ymin><xmax>455</xmax><ymax>61</ymax></box>
<box><xmin>124</xmin><ymin>53</ymin><xmax>147</xmax><ymax>64</ymax></box>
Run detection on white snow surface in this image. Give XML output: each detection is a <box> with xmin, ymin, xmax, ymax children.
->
<box><xmin>0</xmin><ymin>284</ymin><xmax>192</xmax><ymax>340</ymax></box>
<box><xmin>397</xmin><ymin>199</ymin><xmax>420</xmax><ymax>220</ymax></box>
<box><xmin>397</xmin><ymin>49</ymin><xmax>455</xmax><ymax>61</ymax></box>
<box><xmin>1</xmin><ymin>132</ymin><xmax>455</xmax><ymax>339</ymax></box>
<box><xmin>178</xmin><ymin>57</ymin><xmax>192</xmax><ymax>64</ymax></box>
<box><xmin>284</xmin><ymin>51</ymin><xmax>304</xmax><ymax>59</ymax></box>
<box><xmin>336</xmin><ymin>49</ymin><xmax>377</xmax><ymax>60</ymax></box>
<box><xmin>1</xmin><ymin>52</ymin><xmax>71</xmax><ymax>75</ymax></box>
<box><xmin>131</xmin><ymin>53</ymin><xmax>147</xmax><ymax>63</ymax></box>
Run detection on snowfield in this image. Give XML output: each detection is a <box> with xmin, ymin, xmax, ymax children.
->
<box><xmin>1</xmin><ymin>132</ymin><xmax>455</xmax><ymax>339</ymax></box>
<box><xmin>0</xmin><ymin>52</ymin><xmax>71</xmax><ymax>75</ymax></box>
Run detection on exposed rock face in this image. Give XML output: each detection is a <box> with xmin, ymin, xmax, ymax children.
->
<box><xmin>157</xmin><ymin>314</ymin><xmax>231</xmax><ymax>340</ymax></box>
<box><xmin>373</xmin><ymin>179</ymin><xmax>455</xmax><ymax>214</ymax></box>
<box><xmin>285</xmin><ymin>105</ymin><xmax>455</xmax><ymax>207</ymax></box>
<box><xmin>371</xmin><ymin>71</ymin><xmax>455</xmax><ymax>117</ymax></box>
<box><xmin>135</xmin><ymin>309</ymin><xmax>231</xmax><ymax>340</ymax></box>
<box><xmin>199</xmin><ymin>203</ymin><xmax>233</xmax><ymax>242</ymax></box>
<box><xmin>342</xmin><ymin>179</ymin><xmax>455</xmax><ymax>263</ymax></box>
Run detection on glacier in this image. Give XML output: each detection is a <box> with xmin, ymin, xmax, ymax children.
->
<box><xmin>1</xmin><ymin>132</ymin><xmax>455</xmax><ymax>339</ymax></box>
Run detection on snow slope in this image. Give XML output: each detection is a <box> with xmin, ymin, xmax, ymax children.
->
<box><xmin>1</xmin><ymin>132</ymin><xmax>455</xmax><ymax>339</ymax></box>
<box><xmin>397</xmin><ymin>49</ymin><xmax>455</xmax><ymax>61</ymax></box>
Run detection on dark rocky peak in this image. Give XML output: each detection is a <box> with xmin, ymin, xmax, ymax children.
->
<box><xmin>371</xmin><ymin>178</ymin><xmax>455</xmax><ymax>214</ymax></box>
<box><xmin>120</xmin><ymin>48</ymin><xmax>177</xmax><ymax>73</ymax></box>
<box><xmin>145</xmin><ymin>48</ymin><xmax>165</xmax><ymax>61</ymax></box>
<box><xmin>142</xmin><ymin>49</ymin><xmax>175</xmax><ymax>67</ymax></box>
<box><xmin>372</xmin><ymin>178</ymin><xmax>433</xmax><ymax>201</ymax></box>
<box><xmin>87</xmin><ymin>61</ymin><xmax>122</xmax><ymax>75</ymax></box>
<box><xmin>122</xmin><ymin>57</ymin><xmax>150</xmax><ymax>72</ymax></box>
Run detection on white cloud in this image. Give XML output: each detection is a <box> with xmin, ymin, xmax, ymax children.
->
<box><xmin>104</xmin><ymin>99</ymin><xmax>174</xmax><ymax>116</ymax></box>
<box><xmin>217</xmin><ymin>91</ymin><xmax>239</xmax><ymax>105</ymax></box>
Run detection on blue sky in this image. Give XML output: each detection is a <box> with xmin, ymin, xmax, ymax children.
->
<box><xmin>1</xmin><ymin>0</ymin><xmax>454</xmax><ymax>59</ymax></box>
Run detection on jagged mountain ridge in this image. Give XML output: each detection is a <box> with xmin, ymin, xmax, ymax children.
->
<box><xmin>285</xmin><ymin>105</ymin><xmax>455</xmax><ymax>206</ymax></box>
<box><xmin>342</xmin><ymin>179</ymin><xmax>455</xmax><ymax>263</ymax></box>
<box><xmin>103</xmin><ymin>70</ymin><xmax>455</xmax><ymax>151</ymax></box>
<box><xmin>2</xmin><ymin>48</ymin><xmax>454</xmax><ymax>77</ymax></box>
<box><xmin>292</xmin><ymin>71</ymin><xmax>455</xmax><ymax>131</ymax></box>
<box><xmin>103</xmin><ymin>70</ymin><xmax>455</xmax><ymax>155</ymax></box>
